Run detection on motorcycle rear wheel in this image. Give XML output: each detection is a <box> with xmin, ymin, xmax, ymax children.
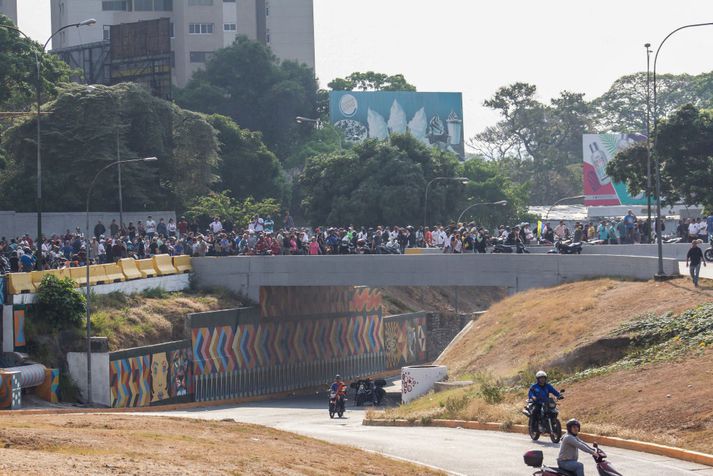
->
<box><xmin>705</xmin><ymin>248</ymin><xmax>713</xmax><ymax>262</ymax></box>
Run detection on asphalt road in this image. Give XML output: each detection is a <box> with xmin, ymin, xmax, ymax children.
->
<box><xmin>147</xmin><ymin>392</ymin><xmax>713</xmax><ymax>476</ymax></box>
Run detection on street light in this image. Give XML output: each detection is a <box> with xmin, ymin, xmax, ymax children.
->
<box><xmin>544</xmin><ymin>195</ymin><xmax>585</xmax><ymax>221</ymax></box>
<box><xmin>645</xmin><ymin>43</ymin><xmax>653</xmax><ymax>244</ymax></box>
<box><xmin>424</xmin><ymin>177</ymin><xmax>469</xmax><ymax>229</ymax></box>
<box><xmin>456</xmin><ymin>200</ymin><xmax>508</xmax><ymax>225</ymax></box>
<box><xmin>652</xmin><ymin>22</ymin><xmax>713</xmax><ymax>279</ymax></box>
<box><xmin>0</xmin><ymin>19</ymin><xmax>96</xmax><ymax>267</ymax></box>
<box><xmin>84</xmin><ymin>157</ymin><xmax>157</xmax><ymax>404</ymax></box>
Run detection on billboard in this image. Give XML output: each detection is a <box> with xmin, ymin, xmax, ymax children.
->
<box><xmin>329</xmin><ymin>91</ymin><xmax>465</xmax><ymax>158</ymax></box>
<box><xmin>583</xmin><ymin>133</ymin><xmax>648</xmax><ymax>206</ymax></box>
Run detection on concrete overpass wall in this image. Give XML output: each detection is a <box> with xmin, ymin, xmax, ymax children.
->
<box><xmin>192</xmin><ymin>254</ymin><xmax>680</xmax><ymax>301</ymax></box>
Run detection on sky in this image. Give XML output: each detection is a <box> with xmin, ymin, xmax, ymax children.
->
<box><xmin>17</xmin><ymin>0</ymin><xmax>713</xmax><ymax>140</ymax></box>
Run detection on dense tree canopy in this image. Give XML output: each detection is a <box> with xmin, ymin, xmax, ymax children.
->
<box><xmin>327</xmin><ymin>71</ymin><xmax>416</xmax><ymax>92</ymax></box>
<box><xmin>0</xmin><ymin>83</ymin><xmax>220</xmax><ymax>212</ymax></box>
<box><xmin>175</xmin><ymin>36</ymin><xmax>318</xmax><ymax>159</ymax></box>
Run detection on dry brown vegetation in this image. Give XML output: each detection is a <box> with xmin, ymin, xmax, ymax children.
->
<box><xmin>380</xmin><ymin>286</ymin><xmax>506</xmax><ymax>315</ymax></box>
<box><xmin>375</xmin><ymin>278</ymin><xmax>713</xmax><ymax>453</ymax></box>
<box><xmin>0</xmin><ymin>414</ymin><xmax>440</xmax><ymax>475</ymax></box>
<box><xmin>91</xmin><ymin>290</ymin><xmax>243</xmax><ymax>350</ymax></box>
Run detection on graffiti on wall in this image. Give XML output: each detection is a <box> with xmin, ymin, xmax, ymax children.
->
<box><xmin>0</xmin><ymin>371</ymin><xmax>22</xmax><ymax>410</ymax></box>
<box><xmin>384</xmin><ymin>315</ymin><xmax>428</xmax><ymax>369</ymax></box>
<box><xmin>260</xmin><ymin>286</ymin><xmax>382</xmax><ymax>319</ymax></box>
<box><xmin>110</xmin><ymin>343</ymin><xmax>193</xmax><ymax>408</ymax></box>
<box><xmin>13</xmin><ymin>306</ymin><xmax>27</xmax><ymax>351</ymax></box>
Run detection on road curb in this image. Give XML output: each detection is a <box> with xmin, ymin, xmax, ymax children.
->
<box><xmin>362</xmin><ymin>418</ymin><xmax>713</xmax><ymax>468</ymax></box>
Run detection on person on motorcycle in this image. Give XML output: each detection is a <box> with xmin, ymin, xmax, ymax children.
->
<box><xmin>527</xmin><ymin>371</ymin><xmax>562</xmax><ymax>427</ymax></box>
<box><xmin>330</xmin><ymin>374</ymin><xmax>347</xmax><ymax>397</ymax></box>
<box><xmin>558</xmin><ymin>419</ymin><xmax>597</xmax><ymax>476</ymax></box>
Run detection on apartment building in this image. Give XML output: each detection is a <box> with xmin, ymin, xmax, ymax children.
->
<box><xmin>50</xmin><ymin>0</ymin><xmax>315</xmax><ymax>88</ymax></box>
<box><xmin>0</xmin><ymin>0</ymin><xmax>18</xmax><ymax>24</ymax></box>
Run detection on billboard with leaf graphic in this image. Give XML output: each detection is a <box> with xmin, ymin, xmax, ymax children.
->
<box><xmin>583</xmin><ymin>133</ymin><xmax>648</xmax><ymax>206</ymax></box>
<box><xmin>329</xmin><ymin>91</ymin><xmax>465</xmax><ymax>158</ymax></box>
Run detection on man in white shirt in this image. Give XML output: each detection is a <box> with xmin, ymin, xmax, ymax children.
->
<box><xmin>253</xmin><ymin>215</ymin><xmax>264</xmax><ymax>233</ymax></box>
<box><xmin>145</xmin><ymin>216</ymin><xmax>157</xmax><ymax>239</ymax></box>
<box><xmin>209</xmin><ymin>217</ymin><xmax>223</xmax><ymax>234</ymax></box>
<box><xmin>689</xmin><ymin>220</ymin><xmax>700</xmax><ymax>242</ymax></box>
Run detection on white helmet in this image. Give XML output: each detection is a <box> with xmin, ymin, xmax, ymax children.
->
<box><xmin>535</xmin><ymin>370</ymin><xmax>547</xmax><ymax>379</ymax></box>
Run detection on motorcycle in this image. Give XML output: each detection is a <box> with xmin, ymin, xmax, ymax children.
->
<box><xmin>705</xmin><ymin>243</ymin><xmax>713</xmax><ymax>262</ymax></box>
<box><xmin>548</xmin><ymin>240</ymin><xmax>583</xmax><ymax>255</ymax></box>
<box><xmin>328</xmin><ymin>386</ymin><xmax>346</xmax><ymax>419</ymax></box>
<box><xmin>350</xmin><ymin>378</ymin><xmax>387</xmax><ymax>406</ymax></box>
<box><xmin>524</xmin><ymin>443</ymin><xmax>623</xmax><ymax>476</ymax></box>
<box><xmin>522</xmin><ymin>390</ymin><xmax>564</xmax><ymax>443</ymax></box>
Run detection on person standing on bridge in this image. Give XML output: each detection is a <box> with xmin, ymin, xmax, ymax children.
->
<box><xmin>686</xmin><ymin>239</ymin><xmax>706</xmax><ymax>288</ymax></box>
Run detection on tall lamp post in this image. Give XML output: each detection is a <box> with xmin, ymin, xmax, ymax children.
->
<box><xmin>0</xmin><ymin>19</ymin><xmax>96</xmax><ymax>266</ymax></box>
<box><xmin>645</xmin><ymin>43</ymin><xmax>653</xmax><ymax>244</ymax></box>
<box><xmin>424</xmin><ymin>177</ymin><xmax>469</xmax><ymax>229</ymax></box>
<box><xmin>84</xmin><ymin>157</ymin><xmax>157</xmax><ymax>404</ymax></box>
<box><xmin>456</xmin><ymin>200</ymin><xmax>508</xmax><ymax>225</ymax></box>
<box><xmin>652</xmin><ymin>22</ymin><xmax>713</xmax><ymax>278</ymax></box>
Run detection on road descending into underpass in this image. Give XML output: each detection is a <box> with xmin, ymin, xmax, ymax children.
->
<box><xmin>147</xmin><ymin>393</ymin><xmax>713</xmax><ymax>475</ymax></box>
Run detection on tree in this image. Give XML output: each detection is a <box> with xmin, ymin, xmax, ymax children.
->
<box><xmin>327</xmin><ymin>71</ymin><xmax>416</xmax><ymax>92</ymax></box>
<box><xmin>207</xmin><ymin>114</ymin><xmax>287</xmax><ymax>203</ymax></box>
<box><xmin>0</xmin><ymin>83</ymin><xmax>219</xmax><ymax>212</ymax></box>
<box><xmin>299</xmin><ymin>134</ymin><xmax>461</xmax><ymax>226</ymax></box>
<box><xmin>607</xmin><ymin>104</ymin><xmax>713</xmax><ymax>210</ymax></box>
<box><xmin>472</xmin><ymin>83</ymin><xmax>592</xmax><ymax>205</ymax></box>
<box><xmin>36</xmin><ymin>274</ymin><xmax>86</xmax><ymax>332</ymax></box>
<box><xmin>176</xmin><ymin>36</ymin><xmax>318</xmax><ymax>158</ymax></box>
<box><xmin>185</xmin><ymin>191</ymin><xmax>280</xmax><ymax>230</ymax></box>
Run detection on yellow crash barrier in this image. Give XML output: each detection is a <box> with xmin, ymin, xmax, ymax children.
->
<box><xmin>152</xmin><ymin>254</ymin><xmax>177</xmax><ymax>276</ymax></box>
<box><xmin>103</xmin><ymin>264</ymin><xmax>126</xmax><ymax>283</ymax></box>
<box><xmin>135</xmin><ymin>258</ymin><xmax>156</xmax><ymax>279</ymax></box>
<box><xmin>118</xmin><ymin>258</ymin><xmax>142</xmax><ymax>281</ymax></box>
<box><xmin>7</xmin><ymin>273</ymin><xmax>35</xmax><ymax>294</ymax></box>
<box><xmin>68</xmin><ymin>267</ymin><xmax>88</xmax><ymax>286</ymax></box>
<box><xmin>173</xmin><ymin>255</ymin><xmax>192</xmax><ymax>273</ymax></box>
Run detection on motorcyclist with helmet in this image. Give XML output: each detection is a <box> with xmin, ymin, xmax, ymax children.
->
<box><xmin>527</xmin><ymin>370</ymin><xmax>562</xmax><ymax>430</ymax></box>
<box><xmin>558</xmin><ymin>418</ymin><xmax>597</xmax><ymax>476</ymax></box>
<box><xmin>330</xmin><ymin>374</ymin><xmax>347</xmax><ymax>398</ymax></box>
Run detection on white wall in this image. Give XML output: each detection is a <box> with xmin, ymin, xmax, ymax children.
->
<box><xmin>67</xmin><ymin>351</ymin><xmax>111</xmax><ymax>406</ymax></box>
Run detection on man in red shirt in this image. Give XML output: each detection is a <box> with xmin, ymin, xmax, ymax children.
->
<box><xmin>177</xmin><ymin>216</ymin><xmax>189</xmax><ymax>238</ymax></box>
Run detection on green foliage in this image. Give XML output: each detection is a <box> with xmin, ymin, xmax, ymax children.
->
<box><xmin>207</xmin><ymin>114</ymin><xmax>287</xmax><ymax>203</ymax></box>
<box><xmin>36</xmin><ymin>274</ymin><xmax>86</xmax><ymax>332</ymax></box>
<box><xmin>299</xmin><ymin>134</ymin><xmax>462</xmax><ymax>226</ymax></box>
<box><xmin>328</xmin><ymin>71</ymin><xmax>417</xmax><ymax>92</ymax></box>
<box><xmin>186</xmin><ymin>191</ymin><xmax>280</xmax><ymax>230</ymax></box>
<box><xmin>0</xmin><ymin>83</ymin><xmax>220</xmax><ymax>212</ymax></box>
<box><xmin>473</xmin><ymin>83</ymin><xmax>592</xmax><ymax>205</ymax></box>
<box><xmin>142</xmin><ymin>287</ymin><xmax>170</xmax><ymax>299</ymax></box>
<box><xmin>479</xmin><ymin>379</ymin><xmax>505</xmax><ymax>404</ymax></box>
<box><xmin>442</xmin><ymin>394</ymin><xmax>469</xmax><ymax>418</ymax></box>
<box><xmin>176</xmin><ymin>36</ymin><xmax>318</xmax><ymax>158</ymax></box>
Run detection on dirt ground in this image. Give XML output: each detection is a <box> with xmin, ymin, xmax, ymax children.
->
<box><xmin>438</xmin><ymin>278</ymin><xmax>713</xmax><ymax>378</ymax></box>
<box><xmin>0</xmin><ymin>414</ymin><xmax>441</xmax><ymax>476</ymax></box>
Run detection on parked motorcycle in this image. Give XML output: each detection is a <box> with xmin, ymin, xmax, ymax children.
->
<box><xmin>522</xmin><ymin>390</ymin><xmax>564</xmax><ymax>443</ymax></box>
<box><xmin>350</xmin><ymin>378</ymin><xmax>387</xmax><ymax>406</ymax></box>
<box><xmin>523</xmin><ymin>443</ymin><xmax>623</xmax><ymax>476</ymax></box>
<box><xmin>328</xmin><ymin>386</ymin><xmax>346</xmax><ymax>418</ymax></box>
<box><xmin>548</xmin><ymin>240</ymin><xmax>583</xmax><ymax>255</ymax></box>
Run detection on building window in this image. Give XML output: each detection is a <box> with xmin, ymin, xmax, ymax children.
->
<box><xmin>103</xmin><ymin>25</ymin><xmax>111</xmax><ymax>41</ymax></box>
<box><xmin>189</xmin><ymin>51</ymin><xmax>212</xmax><ymax>63</ymax></box>
<box><xmin>133</xmin><ymin>0</ymin><xmax>172</xmax><ymax>11</ymax></box>
<box><xmin>188</xmin><ymin>0</ymin><xmax>213</xmax><ymax>5</ymax></box>
<box><xmin>102</xmin><ymin>0</ymin><xmax>129</xmax><ymax>11</ymax></box>
<box><xmin>265</xmin><ymin>2</ymin><xmax>269</xmax><ymax>16</ymax></box>
<box><xmin>189</xmin><ymin>23</ymin><xmax>214</xmax><ymax>34</ymax></box>
<box><xmin>134</xmin><ymin>0</ymin><xmax>152</xmax><ymax>10</ymax></box>
<box><xmin>223</xmin><ymin>23</ymin><xmax>236</xmax><ymax>32</ymax></box>
<box><xmin>169</xmin><ymin>22</ymin><xmax>174</xmax><ymax>38</ymax></box>
<box><xmin>155</xmin><ymin>0</ymin><xmax>172</xmax><ymax>10</ymax></box>
<box><xmin>266</xmin><ymin>29</ymin><xmax>270</xmax><ymax>43</ymax></box>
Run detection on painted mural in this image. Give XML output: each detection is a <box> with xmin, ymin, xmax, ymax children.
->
<box><xmin>0</xmin><ymin>371</ymin><xmax>21</xmax><ymax>410</ymax></box>
<box><xmin>36</xmin><ymin>368</ymin><xmax>60</xmax><ymax>403</ymax></box>
<box><xmin>12</xmin><ymin>305</ymin><xmax>28</xmax><ymax>352</ymax></box>
<box><xmin>260</xmin><ymin>286</ymin><xmax>382</xmax><ymax>319</ymax></box>
<box><xmin>384</xmin><ymin>315</ymin><xmax>428</xmax><ymax>369</ymax></box>
<box><xmin>110</xmin><ymin>345</ymin><xmax>193</xmax><ymax>408</ymax></box>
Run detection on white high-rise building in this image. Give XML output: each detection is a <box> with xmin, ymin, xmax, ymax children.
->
<box><xmin>0</xmin><ymin>0</ymin><xmax>18</xmax><ymax>24</ymax></box>
<box><xmin>50</xmin><ymin>0</ymin><xmax>315</xmax><ymax>88</ymax></box>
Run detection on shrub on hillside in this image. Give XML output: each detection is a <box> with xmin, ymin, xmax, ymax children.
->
<box><xmin>36</xmin><ymin>275</ymin><xmax>86</xmax><ymax>332</ymax></box>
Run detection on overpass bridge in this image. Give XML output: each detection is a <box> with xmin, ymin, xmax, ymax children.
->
<box><xmin>192</xmin><ymin>254</ymin><xmax>681</xmax><ymax>301</ymax></box>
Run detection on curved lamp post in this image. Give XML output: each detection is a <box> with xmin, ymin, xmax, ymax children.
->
<box><xmin>0</xmin><ymin>19</ymin><xmax>96</xmax><ymax>266</ymax></box>
<box><xmin>456</xmin><ymin>200</ymin><xmax>508</xmax><ymax>225</ymax></box>
<box><xmin>652</xmin><ymin>22</ymin><xmax>713</xmax><ymax>278</ymax></box>
<box><xmin>84</xmin><ymin>157</ymin><xmax>157</xmax><ymax>404</ymax></box>
<box><xmin>544</xmin><ymin>195</ymin><xmax>585</xmax><ymax>222</ymax></box>
<box><xmin>424</xmin><ymin>177</ymin><xmax>469</xmax><ymax>229</ymax></box>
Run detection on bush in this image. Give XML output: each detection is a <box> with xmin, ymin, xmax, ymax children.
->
<box><xmin>479</xmin><ymin>380</ymin><xmax>504</xmax><ymax>404</ymax></box>
<box><xmin>36</xmin><ymin>275</ymin><xmax>86</xmax><ymax>332</ymax></box>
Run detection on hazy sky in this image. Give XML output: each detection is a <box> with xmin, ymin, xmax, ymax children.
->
<box><xmin>17</xmin><ymin>0</ymin><xmax>713</xmax><ymax>140</ymax></box>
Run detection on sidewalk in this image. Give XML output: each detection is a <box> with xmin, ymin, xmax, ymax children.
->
<box><xmin>679</xmin><ymin>262</ymin><xmax>713</xmax><ymax>280</ymax></box>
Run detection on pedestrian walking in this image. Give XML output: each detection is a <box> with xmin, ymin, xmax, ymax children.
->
<box><xmin>686</xmin><ymin>239</ymin><xmax>706</xmax><ymax>287</ymax></box>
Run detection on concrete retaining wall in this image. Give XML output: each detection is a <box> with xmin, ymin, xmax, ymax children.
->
<box><xmin>0</xmin><ymin>210</ymin><xmax>176</xmax><ymax>238</ymax></box>
<box><xmin>192</xmin><ymin>254</ymin><xmax>681</xmax><ymax>301</ymax></box>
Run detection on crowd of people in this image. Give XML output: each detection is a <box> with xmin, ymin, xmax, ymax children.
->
<box><xmin>1</xmin><ymin>210</ymin><xmax>712</xmax><ymax>273</ymax></box>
